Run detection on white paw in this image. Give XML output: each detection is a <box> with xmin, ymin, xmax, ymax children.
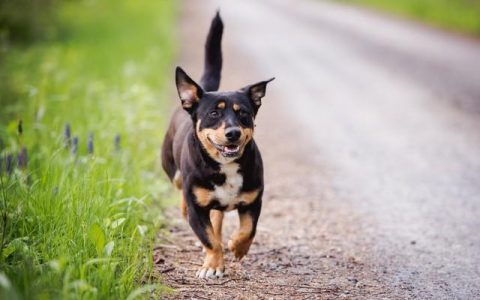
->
<box><xmin>196</xmin><ymin>267</ymin><xmax>225</xmax><ymax>279</ymax></box>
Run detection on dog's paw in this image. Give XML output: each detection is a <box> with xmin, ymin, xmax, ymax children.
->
<box><xmin>196</xmin><ymin>266</ymin><xmax>225</xmax><ymax>279</ymax></box>
<box><xmin>196</xmin><ymin>248</ymin><xmax>225</xmax><ymax>279</ymax></box>
<box><xmin>228</xmin><ymin>238</ymin><xmax>253</xmax><ymax>260</ymax></box>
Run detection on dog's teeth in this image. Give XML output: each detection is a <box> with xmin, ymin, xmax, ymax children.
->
<box><xmin>224</xmin><ymin>147</ymin><xmax>239</xmax><ymax>154</ymax></box>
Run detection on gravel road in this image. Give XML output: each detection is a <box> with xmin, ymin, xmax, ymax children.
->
<box><xmin>154</xmin><ymin>0</ymin><xmax>480</xmax><ymax>298</ymax></box>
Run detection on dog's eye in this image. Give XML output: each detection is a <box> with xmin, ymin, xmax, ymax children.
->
<box><xmin>239</xmin><ymin>110</ymin><xmax>249</xmax><ymax>118</ymax></box>
<box><xmin>209</xmin><ymin>110</ymin><xmax>220</xmax><ymax>118</ymax></box>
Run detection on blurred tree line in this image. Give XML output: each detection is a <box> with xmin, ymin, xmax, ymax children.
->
<box><xmin>0</xmin><ymin>0</ymin><xmax>62</xmax><ymax>124</ymax></box>
<box><xmin>0</xmin><ymin>0</ymin><xmax>59</xmax><ymax>45</ymax></box>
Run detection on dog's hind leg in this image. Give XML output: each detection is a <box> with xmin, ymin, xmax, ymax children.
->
<box><xmin>180</xmin><ymin>192</ymin><xmax>188</xmax><ymax>220</ymax></box>
<box><xmin>174</xmin><ymin>172</ymin><xmax>188</xmax><ymax>219</ymax></box>
<box><xmin>161</xmin><ymin>130</ymin><xmax>177</xmax><ymax>181</ymax></box>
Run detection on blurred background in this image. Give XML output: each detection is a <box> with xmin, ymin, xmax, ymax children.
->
<box><xmin>1</xmin><ymin>0</ymin><xmax>480</xmax><ymax>299</ymax></box>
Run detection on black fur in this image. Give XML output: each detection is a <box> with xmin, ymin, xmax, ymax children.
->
<box><xmin>200</xmin><ymin>11</ymin><xmax>223</xmax><ymax>92</ymax></box>
<box><xmin>161</xmin><ymin>12</ymin><xmax>273</xmax><ymax>260</ymax></box>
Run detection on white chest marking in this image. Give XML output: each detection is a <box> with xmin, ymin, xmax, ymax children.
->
<box><xmin>214</xmin><ymin>163</ymin><xmax>243</xmax><ymax>208</ymax></box>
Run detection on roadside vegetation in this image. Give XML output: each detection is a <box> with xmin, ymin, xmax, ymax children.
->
<box><xmin>0</xmin><ymin>0</ymin><xmax>175</xmax><ymax>299</ymax></box>
<box><xmin>337</xmin><ymin>0</ymin><xmax>480</xmax><ymax>36</ymax></box>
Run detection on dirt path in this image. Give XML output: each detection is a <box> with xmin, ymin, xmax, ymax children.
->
<box><xmin>154</xmin><ymin>2</ymin><xmax>403</xmax><ymax>299</ymax></box>
<box><xmin>154</xmin><ymin>86</ymin><xmax>397</xmax><ymax>299</ymax></box>
<box><xmin>154</xmin><ymin>0</ymin><xmax>480</xmax><ymax>298</ymax></box>
<box><xmin>154</xmin><ymin>87</ymin><xmax>398</xmax><ymax>298</ymax></box>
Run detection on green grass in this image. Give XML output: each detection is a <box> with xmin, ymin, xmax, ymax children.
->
<box><xmin>336</xmin><ymin>0</ymin><xmax>480</xmax><ymax>35</ymax></box>
<box><xmin>0</xmin><ymin>0</ymin><xmax>176</xmax><ymax>299</ymax></box>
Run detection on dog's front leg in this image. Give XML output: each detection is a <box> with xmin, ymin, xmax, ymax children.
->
<box><xmin>186</xmin><ymin>198</ymin><xmax>225</xmax><ymax>279</ymax></box>
<box><xmin>228</xmin><ymin>195</ymin><xmax>262</xmax><ymax>260</ymax></box>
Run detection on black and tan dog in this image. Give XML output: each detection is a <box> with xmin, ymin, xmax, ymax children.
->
<box><xmin>161</xmin><ymin>12</ymin><xmax>273</xmax><ymax>279</ymax></box>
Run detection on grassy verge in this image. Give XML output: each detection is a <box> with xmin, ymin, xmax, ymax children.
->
<box><xmin>0</xmin><ymin>0</ymin><xmax>175</xmax><ymax>299</ymax></box>
<box><xmin>336</xmin><ymin>0</ymin><xmax>480</xmax><ymax>36</ymax></box>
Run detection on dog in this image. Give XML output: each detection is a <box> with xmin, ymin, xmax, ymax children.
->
<box><xmin>161</xmin><ymin>11</ymin><xmax>274</xmax><ymax>279</ymax></box>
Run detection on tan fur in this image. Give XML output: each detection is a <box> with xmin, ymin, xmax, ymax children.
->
<box><xmin>210</xmin><ymin>210</ymin><xmax>224</xmax><ymax>245</ymax></box>
<box><xmin>240</xmin><ymin>189</ymin><xmax>260</xmax><ymax>205</ymax></box>
<box><xmin>233</xmin><ymin>103</ymin><xmax>240</xmax><ymax>111</ymax></box>
<box><xmin>196</xmin><ymin>120</ymin><xmax>225</xmax><ymax>161</ymax></box>
<box><xmin>192</xmin><ymin>186</ymin><xmax>213</xmax><ymax>207</ymax></box>
<box><xmin>173</xmin><ymin>171</ymin><xmax>183</xmax><ymax>190</ymax></box>
<box><xmin>203</xmin><ymin>226</ymin><xmax>224</xmax><ymax>271</ymax></box>
<box><xmin>193</xmin><ymin>185</ymin><xmax>260</xmax><ymax>210</ymax></box>
<box><xmin>217</xmin><ymin>101</ymin><xmax>226</xmax><ymax>109</ymax></box>
<box><xmin>228</xmin><ymin>213</ymin><xmax>254</xmax><ymax>260</ymax></box>
<box><xmin>240</xmin><ymin>127</ymin><xmax>253</xmax><ymax>145</ymax></box>
<box><xmin>196</xmin><ymin>119</ymin><xmax>254</xmax><ymax>164</ymax></box>
<box><xmin>180</xmin><ymin>193</ymin><xmax>188</xmax><ymax>220</ymax></box>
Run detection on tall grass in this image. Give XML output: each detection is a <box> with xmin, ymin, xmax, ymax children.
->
<box><xmin>0</xmin><ymin>0</ymin><xmax>176</xmax><ymax>299</ymax></box>
<box><xmin>336</xmin><ymin>0</ymin><xmax>480</xmax><ymax>35</ymax></box>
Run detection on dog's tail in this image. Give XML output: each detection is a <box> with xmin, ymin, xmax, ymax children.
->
<box><xmin>200</xmin><ymin>11</ymin><xmax>223</xmax><ymax>92</ymax></box>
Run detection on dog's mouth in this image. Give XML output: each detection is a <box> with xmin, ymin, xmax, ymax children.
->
<box><xmin>208</xmin><ymin>137</ymin><xmax>241</xmax><ymax>158</ymax></box>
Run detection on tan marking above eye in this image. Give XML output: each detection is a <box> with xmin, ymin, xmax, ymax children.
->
<box><xmin>217</xmin><ymin>101</ymin><xmax>226</xmax><ymax>109</ymax></box>
<box><xmin>233</xmin><ymin>103</ymin><xmax>240</xmax><ymax>111</ymax></box>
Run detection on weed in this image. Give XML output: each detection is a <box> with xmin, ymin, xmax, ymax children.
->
<box><xmin>0</xmin><ymin>0</ymin><xmax>176</xmax><ymax>299</ymax></box>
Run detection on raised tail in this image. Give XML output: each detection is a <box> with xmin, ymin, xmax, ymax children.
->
<box><xmin>200</xmin><ymin>11</ymin><xmax>224</xmax><ymax>92</ymax></box>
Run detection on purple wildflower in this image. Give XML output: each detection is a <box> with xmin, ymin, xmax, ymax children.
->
<box><xmin>6</xmin><ymin>154</ymin><xmax>13</xmax><ymax>175</ymax></box>
<box><xmin>114</xmin><ymin>134</ymin><xmax>121</xmax><ymax>151</ymax></box>
<box><xmin>72</xmin><ymin>136</ymin><xmax>79</xmax><ymax>155</ymax></box>
<box><xmin>87</xmin><ymin>133</ymin><xmax>94</xmax><ymax>154</ymax></box>
<box><xmin>64</xmin><ymin>123</ymin><xmax>71</xmax><ymax>149</ymax></box>
<box><xmin>17</xmin><ymin>147</ymin><xmax>28</xmax><ymax>169</ymax></box>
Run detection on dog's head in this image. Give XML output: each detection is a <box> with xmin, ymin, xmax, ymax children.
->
<box><xmin>175</xmin><ymin>67</ymin><xmax>274</xmax><ymax>164</ymax></box>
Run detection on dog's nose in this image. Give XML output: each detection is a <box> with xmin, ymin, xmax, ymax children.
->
<box><xmin>225</xmin><ymin>127</ymin><xmax>241</xmax><ymax>142</ymax></box>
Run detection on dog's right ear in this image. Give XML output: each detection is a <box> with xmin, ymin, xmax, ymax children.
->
<box><xmin>241</xmin><ymin>77</ymin><xmax>275</xmax><ymax>114</ymax></box>
<box><xmin>176</xmin><ymin>67</ymin><xmax>204</xmax><ymax>113</ymax></box>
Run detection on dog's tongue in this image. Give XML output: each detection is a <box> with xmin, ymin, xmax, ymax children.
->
<box><xmin>224</xmin><ymin>145</ymin><xmax>239</xmax><ymax>153</ymax></box>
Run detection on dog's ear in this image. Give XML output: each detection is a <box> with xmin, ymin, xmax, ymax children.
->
<box><xmin>242</xmin><ymin>77</ymin><xmax>275</xmax><ymax>111</ymax></box>
<box><xmin>176</xmin><ymin>66</ymin><xmax>204</xmax><ymax>113</ymax></box>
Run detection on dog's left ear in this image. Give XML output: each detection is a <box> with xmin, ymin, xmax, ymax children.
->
<box><xmin>242</xmin><ymin>77</ymin><xmax>275</xmax><ymax>111</ymax></box>
<box><xmin>176</xmin><ymin>66</ymin><xmax>204</xmax><ymax>113</ymax></box>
